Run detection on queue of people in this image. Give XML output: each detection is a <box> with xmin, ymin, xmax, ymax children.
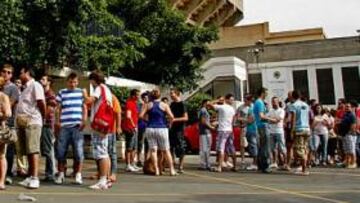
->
<box><xmin>0</xmin><ymin>63</ymin><xmax>359</xmax><ymax>191</ymax></box>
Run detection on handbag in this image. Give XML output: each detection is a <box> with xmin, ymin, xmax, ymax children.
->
<box><xmin>91</xmin><ymin>85</ymin><xmax>114</xmax><ymax>137</ymax></box>
<box><xmin>16</xmin><ymin>114</ymin><xmax>31</xmax><ymax>128</ymax></box>
<box><xmin>0</xmin><ymin>124</ymin><xmax>18</xmax><ymax>144</ymax></box>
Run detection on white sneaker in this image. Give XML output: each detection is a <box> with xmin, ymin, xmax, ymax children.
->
<box><xmin>126</xmin><ymin>165</ymin><xmax>137</xmax><ymax>172</ymax></box>
<box><xmin>18</xmin><ymin>177</ymin><xmax>31</xmax><ymax>187</ymax></box>
<box><xmin>54</xmin><ymin>173</ymin><xmax>65</xmax><ymax>185</ymax></box>
<box><xmin>269</xmin><ymin>163</ymin><xmax>278</xmax><ymax>169</ymax></box>
<box><xmin>89</xmin><ymin>181</ymin><xmax>109</xmax><ymax>190</ymax></box>
<box><xmin>246</xmin><ymin>164</ymin><xmax>258</xmax><ymax>171</ymax></box>
<box><xmin>28</xmin><ymin>177</ymin><xmax>40</xmax><ymax>189</ymax></box>
<box><xmin>132</xmin><ymin>164</ymin><xmax>142</xmax><ymax>171</ymax></box>
<box><xmin>226</xmin><ymin>161</ymin><xmax>234</xmax><ymax>168</ymax></box>
<box><xmin>75</xmin><ymin>173</ymin><xmax>83</xmax><ymax>185</ymax></box>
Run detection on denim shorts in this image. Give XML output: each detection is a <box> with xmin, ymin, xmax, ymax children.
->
<box><xmin>125</xmin><ymin>129</ymin><xmax>138</xmax><ymax>150</ymax></box>
<box><xmin>246</xmin><ymin>131</ymin><xmax>258</xmax><ymax>157</ymax></box>
<box><xmin>56</xmin><ymin>126</ymin><xmax>84</xmax><ymax>162</ymax></box>
<box><xmin>270</xmin><ymin>133</ymin><xmax>286</xmax><ymax>154</ymax></box>
<box><xmin>92</xmin><ymin>133</ymin><xmax>109</xmax><ymax>160</ymax></box>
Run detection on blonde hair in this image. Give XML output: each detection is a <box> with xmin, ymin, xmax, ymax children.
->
<box><xmin>0</xmin><ymin>76</ymin><xmax>5</xmax><ymax>90</ymax></box>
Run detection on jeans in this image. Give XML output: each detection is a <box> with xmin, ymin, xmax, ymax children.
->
<box><xmin>199</xmin><ymin>133</ymin><xmax>211</xmax><ymax>168</ymax></box>
<box><xmin>258</xmin><ymin>128</ymin><xmax>271</xmax><ymax>171</ymax></box>
<box><xmin>107</xmin><ymin>134</ymin><xmax>117</xmax><ymax>174</ymax></box>
<box><xmin>5</xmin><ymin>143</ymin><xmax>15</xmax><ymax>177</ymax></box>
<box><xmin>246</xmin><ymin>131</ymin><xmax>258</xmax><ymax>157</ymax></box>
<box><xmin>56</xmin><ymin>126</ymin><xmax>84</xmax><ymax>163</ymax></box>
<box><xmin>311</xmin><ymin>133</ymin><xmax>329</xmax><ymax>162</ymax></box>
<box><xmin>41</xmin><ymin>126</ymin><xmax>56</xmax><ymax>178</ymax></box>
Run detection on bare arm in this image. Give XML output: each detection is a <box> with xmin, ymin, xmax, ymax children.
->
<box><xmin>37</xmin><ymin>100</ymin><xmax>46</xmax><ymax>120</ymax></box>
<box><xmin>173</xmin><ymin>112</ymin><xmax>188</xmax><ymax>123</ymax></box>
<box><xmin>0</xmin><ymin>95</ymin><xmax>12</xmax><ymax>119</ymax></box>
<box><xmin>80</xmin><ymin>103</ymin><xmax>88</xmax><ymax>130</ymax></box>
<box><xmin>164</xmin><ymin>104</ymin><xmax>175</xmax><ymax>123</ymax></box>
<box><xmin>139</xmin><ymin>103</ymin><xmax>148</xmax><ymax>120</ymax></box>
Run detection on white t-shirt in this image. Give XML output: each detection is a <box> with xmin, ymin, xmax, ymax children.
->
<box><xmin>214</xmin><ymin>104</ymin><xmax>235</xmax><ymax>132</ymax></box>
<box><xmin>313</xmin><ymin>114</ymin><xmax>329</xmax><ymax>135</ymax></box>
<box><xmin>267</xmin><ymin>107</ymin><xmax>285</xmax><ymax>134</ymax></box>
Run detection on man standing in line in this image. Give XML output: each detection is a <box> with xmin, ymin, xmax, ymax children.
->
<box><xmin>289</xmin><ymin>90</ymin><xmax>311</xmax><ymax>175</ymax></box>
<box><xmin>122</xmin><ymin>89</ymin><xmax>141</xmax><ymax>172</ymax></box>
<box><xmin>169</xmin><ymin>88</ymin><xmax>188</xmax><ymax>173</ymax></box>
<box><xmin>39</xmin><ymin>75</ymin><xmax>57</xmax><ymax>181</ymax></box>
<box><xmin>209</xmin><ymin>94</ymin><xmax>236</xmax><ymax>172</ymax></box>
<box><xmin>17</xmin><ymin>66</ymin><xmax>46</xmax><ymax>189</ymax></box>
<box><xmin>1</xmin><ymin>64</ymin><xmax>22</xmax><ymax>185</ymax></box>
<box><xmin>253</xmin><ymin>87</ymin><xmax>273</xmax><ymax>173</ymax></box>
<box><xmin>267</xmin><ymin>97</ymin><xmax>287</xmax><ymax>169</ymax></box>
<box><xmin>198</xmin><ymin>99</ymin><xmax>215</xmax><ymax>170</ymax></box>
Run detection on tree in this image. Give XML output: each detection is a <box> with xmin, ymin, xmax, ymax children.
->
<box><xmin>109</xmin><ymin>0</ymin><xmax>219</xmax><ymax>91</ymax></box>
<box><xmin>0</xmin><ymin>0</ymin><xmax>148</xmax><ymax>75</ymax></box>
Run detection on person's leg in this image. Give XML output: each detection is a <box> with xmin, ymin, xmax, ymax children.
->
<box><xmin>216</xmin><ymin>132</ymin><xmax>228</xmax><ymax>172</ymax></box>
<box><xmin>107</xmin><ymin>134</ymin><xmax>117</xmax><ymax>180</ymax></box>
<box><xmin>0</xmin><ymin>144</ymin><xmax>7</xmax><ymax>189</ymax></box>
<box><xmin>137</xmin><ymin>128</ymin><xmax>145</xmax><ymax>166</ymax></box>
<box><xmin>321</xmin><ymin>133</ymin><xmax>329</xmax><ymax>164</ymax></box>
<box><xmin>26</xmin><ymin>125</ymin><xmax>42</xmax><ymax>178</ymax></box>
<box><xmin>41</xmin><ymin>127</ymin><xmax>55</xmax><ymax>179</ymax></box>
<box><xmin>205</xmin><ymin>133</ymin><xmax>212</xmax><ymax>169</ymax></box>
<box><xmin>227</xmin><ymin>132</ymin><xmax>236</xmax><ymax>170</ymax></box>
<box><xmin>199</xmin><ymin>134</ymin><xmax>206</xmax><ymax>168</ymax></box>
<box><xmin>5</xmin><ymin>143</ymin><xmax>14</xmax><ymax>178</ymax></box>
<box><xmin>73</xmin><ymin>127</ymin><xmax>84</xmax><ymax>183</ymax></box>
<box><xmin>90</xmin><ymin>134</ymin><xmax>110</xmax><ymax>189</ymax></box>
<box><xmin>178</xmin><ymin>131</ymin><xmax>186</xmax><ymax>171</ymax></box>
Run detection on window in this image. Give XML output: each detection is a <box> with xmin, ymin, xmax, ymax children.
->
<box><xmin>342</xmin><ymin>67</ymin><xmax>360</xmax><ymax>102</ymax></box>
<box><xmin>292</xmin><ymin>70</ymin><xmax>309</xmax><ymax>100</ymax></box>
<box><xmin>316</xmin><ymin>69</ymin><xmax>335</xmax><ymax>105</ymax></box>
<box><xmin>248</xmin><ymin>73</ymin><xmax>262</xmax><ymax>96</ymax></box>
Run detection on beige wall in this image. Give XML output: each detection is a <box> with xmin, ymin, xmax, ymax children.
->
<box><xmin>210</xmin><ymin>22</ymin><xmax>326</xmax><ymax>50</ymax></box>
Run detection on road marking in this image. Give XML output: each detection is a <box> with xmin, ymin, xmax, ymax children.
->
<box><xmin>311</xmin><ymin>171</ymin><xmax>360</xmax><ymax>177</ymax></box>
<box><xmin>186</xmin><ymin>171</ymin><xmax>350</xmax><ymax>203</ymax></box>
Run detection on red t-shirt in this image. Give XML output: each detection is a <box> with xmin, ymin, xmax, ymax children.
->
<box><xmin>336</xmin><ymin>109</ymin><xmax>345</xmax><ymax>120</ymax></box>
<box><xmin>122</xmin><ymin>98</ymin><xmax>138</xmax><ymax>131</ymax></box>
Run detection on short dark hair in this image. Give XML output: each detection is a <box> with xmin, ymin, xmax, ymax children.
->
<box><xmin>42</xmin><ymin>74</ymin><xmax>53</xmax><ymax>85</ymax></box>
<box><xmin>170</xmin><ymin>88</ymin><xmax>181</xmax><ymax>96</ymax></box>
<box><xmin>225</xmin><ymin>93</ymin><xmax>234</xmax><ymax>100</ymax></box>
<box><xmin>256</xmin><ymin>87</ymin><xmax>268</xmax><ymax>97</ymax></box>
<box><xmin>292</xmin><ymin>90</ymin><xmax>301</xmax><ymax>100</ymax></box>
<box><xmin>130</xmin><ymin>89</ymin><xmax>140</xmax><ymax>97</ymax></box>
<box><xmin>350</xmin><ymin>100</ymin><xmax>358</xmax><ymax>108</ymax></box>
<box><xmin>89</xmin><ymin>70</ymin><xmax>105</xmax><ymax>84</ymax></box>
<box><xmin>20</xmin><ymin>65</ymin><xmax>35</xmax><ymax>78</ymax></box>
<box><xmin>161</xmin><ymin>97</ymin><xmax>168</xmax><ymax>102</ymax></box>
<box><xmin>67</xmin><ymin>72</ymin><xmax>78</xmax><ymax>81</ymax></box>
<box><xmin>201</xmin><ymin>99</ymin><xmax>210</xmax><ymax>106</ymax></box>
<box><xmin>244</xmin><ymin>94</ymin><xmax>253</xmax><ymax>101</ymax></box>
<box><xmin>271</xmin><ymin>96</ymin><xmax>278</xmax><ymax>101</ymax></box>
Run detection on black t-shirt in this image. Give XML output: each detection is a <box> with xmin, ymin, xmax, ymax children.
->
<box><xmin>170</xmin><ymin>101</ymin><xmax>187</xmax><ymax>131</ymax></box>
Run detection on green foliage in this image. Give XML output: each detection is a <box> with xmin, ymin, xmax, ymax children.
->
<box><xmin>109</xmin><ymin>0</ymin><xmax>219</xmax><ymax>91</ymax></box>
<box><xmin>109</xmin><ymin>86</ymin><xmax>130</xmax><ymax>104</ymax></box>
<box><xmin>186</xmin><ymin>92</ymin><xmax>212</xmax><ymax>124</ymax></box>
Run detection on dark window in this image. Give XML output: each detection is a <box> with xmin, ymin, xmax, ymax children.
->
<box><xmin>248</xmin><ymin>73</ymin><xmax>262</xmax><ymax>96</ymax></box>
<box><xmin>342</xmin><ymin>67</ymin><xmax>360</xmax><ymax>103</ymax></box>
<box><xmin>292</xmin><ymin>70</ymin><xmax>309</xmax><ymax>100</ymax></box>
<box><xmin>316</xmin><ymin>69</ymin><xmax>335</xmax><ymax>105</ymax></box>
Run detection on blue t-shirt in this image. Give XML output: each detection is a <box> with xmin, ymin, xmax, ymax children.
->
<box><xmin>246</xmin><ymin>105</ymin><xmax>257</xmax><ymax>133</ymax></box>
<box><xmin>290</xmin><ymin>100</ymin><xmax>310</xmax><ymax>132</ymax></box>
<box><xmin>253</xmin><ymin>99</ymin><xmax>267</xmax><ymax>129</ymax></box>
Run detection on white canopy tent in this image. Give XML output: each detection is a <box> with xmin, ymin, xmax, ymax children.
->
<box><xmin>105</xmin><ymin>76</ymin><xmax>157</xmax><ymax>92</ymax></box>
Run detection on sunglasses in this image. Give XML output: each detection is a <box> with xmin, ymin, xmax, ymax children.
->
<box><xmin>2</xmin><ymin>70</ymin><xmax>12</xmax><ymax>74</ymax></box>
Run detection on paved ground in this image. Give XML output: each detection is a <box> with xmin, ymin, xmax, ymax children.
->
<box><xmin>1</xmin><ymin>156</ymin><xmax>360</xmax><ymax>203</ymax></box>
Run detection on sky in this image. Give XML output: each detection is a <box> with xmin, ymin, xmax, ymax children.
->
<box><xmin>237</xmin><ymin>0</ymin><xmax>360</xmax><ymax>38</ymax></box>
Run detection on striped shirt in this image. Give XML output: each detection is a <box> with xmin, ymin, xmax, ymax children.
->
<box><xmin>56</xmin><ymin>88</ymin><xmax>84</xmax><ymax>127</ymax></box>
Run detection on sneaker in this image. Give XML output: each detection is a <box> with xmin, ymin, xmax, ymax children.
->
<box><xmin>246</xmin><ymin>164</ymin><xmax>258</xmax><ymax>171</ymax></box>
<box><xmin>89</xmin><ymin>182</ymin><xmax>109</xmax><ymax>190</ymax></box>
<box><xmin>132</xmin><ymin>164</ymin><xmax>142</xmax><ymax>171</ymax></box>
<box><xmin>28</xmin><ymin>177</ymin><xmax>40</xmax><ymax>189</ymax></box>
<box><xmin>75</xmin><ymin>173</ymin><xmax>83</xmax><ymax>185</ymax></box>
<box><xmin>221</xmin><ymin>162</ymin><xmax>228</xmax><ymax>168</ymax></box>
<box><xmin>126</xmin><ymin>165</ymin><xmax>137</xmax><ymax>172</ymax></box>
<box><xmin>18</xmin><ymin>177</ymin><xmax>31</xmax><ymax>187</ymax></box>
<box><xmin>226</xmin><ymin>161</ymin><xmax>234</xmax><ymax>168</ymax></box>
<box><xmin>294</xmin><ymin>170</ymin><xmax>310</xmax><ymax>176</ymax></box>
<box><xmin>347</xmin><ymin>164</ymin><xmax>357</xmax><ymax>169</ymax></box>
<box><xmin>42</xmin><ymin>176</ymin><xmax>54</xmax><ymax>182</ymax></box>
<box><xmin>269</xmin><ymin>163</ymin><xmax>278</xmax><ymax>169</ymax></box>
<box><xmin>5</xmin><ymin>177</ymin><xmax>13</xmax><ymax>185</ymax></box>
<box><xmin>54</xmin><ymin>173</ymin><xmax>65</xmax><ymax>185</ymax></box>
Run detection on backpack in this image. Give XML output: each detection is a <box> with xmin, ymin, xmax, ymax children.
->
<box><xmin>91</xmin><ymin>85</ymin><xmax>114</xmax><ymax>136</ymax></box>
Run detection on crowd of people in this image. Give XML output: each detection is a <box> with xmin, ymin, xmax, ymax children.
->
<box><xmin>198</xmin><ymin>88</ymin><xmax>360</xmax><ymax>176</ymax></box>
<box><xmin>0</xmin><ymin>63</ymin><xmax>359</xmax><ymax>191</ymax></box>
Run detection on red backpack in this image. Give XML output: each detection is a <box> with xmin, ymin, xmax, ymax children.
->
<box><xmin>91</xmin><ymin>85</ymin><xmax>114</xmax><ymax>136</ymax></box>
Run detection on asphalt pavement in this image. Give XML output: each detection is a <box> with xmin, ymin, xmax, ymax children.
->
<box><xmin>1</xmin><ymin>156</ymin><xmax>359</xmax><ymax>203</ymax></box>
